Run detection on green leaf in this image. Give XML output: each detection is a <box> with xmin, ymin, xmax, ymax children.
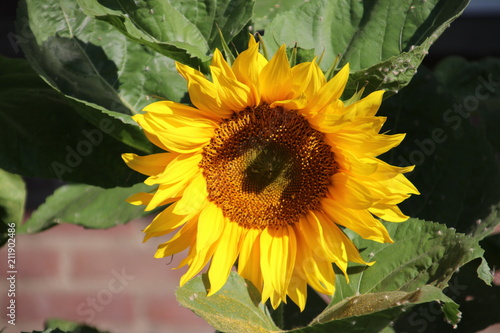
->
<box><xmin>17</xmin><ymin>0</ymin><xmax>187</xmax><ymax>114</ymax></box>
<box><xmin>394</xmin><ymin>257</ymin><xmax>500</xmax><ymax>333</ymax></box>
<box><xmin>176</xmin><ymin>272</ymin><xmax>279</xmax><ymax>333</ymax></box>
<box><xmin>66</xmin><ymin>96</ymin><xmax>156</xmax><ymax>155</ymax></box>
<box><xmin>0</xmin><ymin>56</ymin><xmax>147</xmax><ymax>187</ymax></box>
<box><xmin>331</xmin><ymin>219</ymin><xmax>486</xmax><ymax>305</ymax></box>
<box><xmin>262</xmin><ymin>0</ymin><xmax>470</xmax><ymax>95</ymax></box>
<box><xmin>168</xmin><ymin>0</ymin><xmax>255</xmax><ymax>55</ymax></box>
<box><xmin>44</xmin><ymin>318</ymin><xmax>110</xmax><ymax>333</ymax></box>
<box><xmin>17</xmin><ymin>183</ymin><xmax>151</xmax><ymax>234</ymax></box>
<box><xmin>0</xmin><ymin>169</ymin><xmax>26</xmax><ymax>246</ymax></box>
<box><xmin>253</xmin><ymin>0</ymin><xmax>305</xmax><ymax>32</ymax></box>
<box><xmin>288</xmin><ymin>285</ymin><xmax>457</xmax><ymax>333</ymax></box>
<box><xmin>77</xmin><ymin>0</ymin><xmax>255</xmax><ymax>71</ymax></box>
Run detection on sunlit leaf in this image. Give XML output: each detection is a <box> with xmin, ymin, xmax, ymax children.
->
<box><xmin>18</xmin><ymin>183</ymin><xmax>152</xmax><ymax>234</ymax></box>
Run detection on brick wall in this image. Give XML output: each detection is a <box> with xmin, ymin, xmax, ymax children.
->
<box><xmin>1</xmin><ymin>217</ymin><xmax>213</xmax><ymax>333</ymax></box>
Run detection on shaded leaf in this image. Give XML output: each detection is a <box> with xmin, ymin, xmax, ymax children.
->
<box><xmin>0</xmin><ymin>169</ymin><xmax>26</xmax><ymax>246</ymax></box>
<box><xmin>168</xmin><ymin>0</ymin><xmax>254</xmax><ymax>54</ymax></box>
<box><xmin>288</xmin><ymin>285</ymin><xmax>457</xmax><ymax>333</ymax></box>
<box><xmin>77</xmin><ymin>0</ymin><xmax>254</xmax><ymax>72</ymax></box>
<box><xmin>18</xmin><ymin>183</ymin><xmax>152</xmax><ymax>234</ymax></box>
<box><xmin>332</xmin><ymin>219</ymin><xmax>486</xmax><ymax>304</ymax></box>
<box><xmin>0</xmin><ymin>56</ymin><xmax>147</xmax><ymax>187</ymax></box>
<box><xmin>17</xmin><ymin>0</ymin><xmax>186</xmax><ymax>115</ymax></box>
<box><xmin>43</xmin><ymin>318</ymin><xmax>110</xmax><ymax>333</ymax></box>
<box><xmin>176</xmin><ymin>272</ymin><xmax>279</xmax><ymax>333</ymax></box>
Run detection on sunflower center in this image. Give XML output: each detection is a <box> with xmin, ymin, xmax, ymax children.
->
<box><xmin>200</xmin><ymin>104</ymin><xmax>336</xmax><ymax>229</ymax></box>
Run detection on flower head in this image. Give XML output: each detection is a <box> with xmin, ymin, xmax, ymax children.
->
<box><xmin>123</xmin><ymin>36</ymin><xmax>419</xmax><ymax>310</ymax></box>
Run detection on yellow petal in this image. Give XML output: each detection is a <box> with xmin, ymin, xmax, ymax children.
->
<box><xmin>260</xmin><ymin>225</ymin><xmax>296</xmax><ymax>304</ymax></box>
<box><xmin>305</xmin><ymin>63</ymin><xmax>349</xmax><ymax>114</ymax></box>
<box><xmin>330</xmin><ymin>172</ymin><xmax>376</xmax><ymax>209</ymax></box>
<box><xmin>238</xmin><ymin>228</ymin><xmax>263</xmax><ymax>293</ymax></box>
<box><xmin>330</xmin><ymin>132</ymin><xmax>405</xmax><ymax>157</ymax></box>
<box><xmin>154</xmin><ymin>219</ymin><xmax>197</xmax><ymax>257</ymax></box>
<box><xmin>315</xmin><ymin>211</ymin><xmax>373</xmax><ymax>276</ymax></box>
<box><xmin>155</xmin><ymin>126</ymin><xmax>214</xmax><ymax>154</ymax></box>
<box><xmin>122</xmin><ymin>153</ymin><xmax>175</xmax><ymax>176</ymax></box>
<box><xmin>196</xmin><ymin>202</ymin><xmax>225</xmax><ymax>251</ymax></box>
<box><xmin>211</xmin><ymin>66</ymin><xmax>254</xmax><ymax>110</ymax></box>
<box><xmin>286</xmin><ymin>274</ymin><xmax>307</xmax><ymax>312</ymax></box>
<box><xmin>143</xmin><ymin>202</ymin><xmax>191</xmax><ymax>235</ymax></box>
<box><xmin>270</xmin><ymin>93</ymin><xmax>308</xmax><ymax>110</ymax></box>
<box><xmin>369</xmin><ymin>203</ymin><xmax>409</xmax><ymax>222</ymax></box>
<box><xmin>232</xmin><ymin>35</ymin><xmax>267</xmax><ymax>104</ymax></box>
<box><xmin>260</xmin><ymin>45</ymin><xmax>293</xmax><ymax>103</ymax></box>
<box><xmin>145</xmin><ymin>110</ymin><xmax>218</xmax><ymax>131</ymax></box>
<box><xmin>145</xmin><ymin>153</ymin><xmax>202</xmax><ymax>186</ymax></box>
<box><xmin>125</xmin><ymin>192</ymin><xmax>154</xmax><ymax>206</ymax></box>
<box><xmin>321</xmin><ymin>198</ymin><xmax>393</xmax><ymax>243</ymax></box>
<box><xmin>145</xmin><ymin>181</ymin><xmax>189</xmax><ymax>211</ymax></box>
<box><xmin>180</xmin><ymin>238</ymin><xmax>219</xmax><ymax>286</ymax></box>
<box><xmin>207</xmin><ymin>221</ymin><xmax>244</xmax><ymax>295</ymax></box>
<box><xmin>143</xmin><ymin>100</ymin><xmax>220</xmax><ymax>123</ymax></box>
<box><xmin>132</xmin><ymin>114</ymin><xmax>169</xmax><ymax>151</ymax></box>
<box><xmin>211</xmin><ymin>48</ymin><xmax>236</xmax><ymax>80</ymax></box>
<box><xmin>333</xmin><ymin>151</ymin><xmax>379</xmax><ymax>176</ymax></box>
<box><xmin>173</xmin><ymin>172</ymin><xmax>208</xmax><ymax>215</ymax></box>
<box><xmin>291</xmin><ymin>60</ymin><xmax>326</xmax><ymax>100</ymax></box>
<box><xmin>176</xmin><ymin>62</ymin><xmax>233</xmax><ymax>118</ymax></box>
<box><xmin>344</xmin><ymin>90</ymin><xmax>385</xmax><ymax>118</ymax></box>
<box><xmin>295</xmin><ymin>230</ymin><xmax>335</xmax><ymax>295</ymax></box>
<box><xmin>302</xmin><ymin>211</ymin><xmax>347</xmax><ymax>268</ymax></box>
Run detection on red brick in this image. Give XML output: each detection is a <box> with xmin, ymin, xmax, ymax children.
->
<box><xmin>494</xmin><ymin>269</ymin><xmax>500</xmax><ymax>286</ymax></box>
<box><xmin>145</xmin><ymin>293</ymin><xmax>211</xmax><ymax>329</ymax></box>
<box><xmin>15</xmin><ymin>291</ymin><xmax>135</xmax><ymax>327</ymax></box>
<box><xmin>68</xmin><ymin>246</ymin><xmax>177</xmax><ymax>283</ymax></box>
<box><xmin>2</xmin><ymin>215</ymin><xmax>222</xmax><ymax>333</ymax></box>
<box><xmin>15</xmin><ymin>248</ymin><xmax>60</xmax><ymax>278</ymax></box>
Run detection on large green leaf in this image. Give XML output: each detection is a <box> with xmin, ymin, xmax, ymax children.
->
<box><xmin>18</xmin><ymin>183</ymin><xmax>152</xmax><ymax>234</ymax></box>
<box><xmin>176</xmin><ymin>272</ymin><xmax>280</xmax><ymax>333</ymax></box>
<box><xmin>17</xmin><ymin>0</ymin><xmax>187</xmax><ymax>115</ymax></box>
<box><xmin>253</xmin><ymin>0</ymin><xmax>305</xmax><ymax>32</ymax></box>
<box><xmin>289</xmin><ymin>285</ymin><xmax>457</xmax><ymax>333</ymax></box>
<box><xmin>0</xmin><ymin>56</ymin><xmax>148</xmax><ymax>187</ymax></box>
<box><xmin>77</xmin><ymin>0</ymin><xmax>255</xmax><ymax>71</ymax></box>
<box><xmin>262</xmin><ymin>0</ymin><xmax>470</xmax><ymax>96</ymax></box>
<box><xmin>0</xmin><ymin>169</ymin><xmax>26</xmax><ymax>246</ymax></box>
<box><xmin>331</xmin><ymin>219</ymin><xmax>488</xmax><ymax>306</ymax></box>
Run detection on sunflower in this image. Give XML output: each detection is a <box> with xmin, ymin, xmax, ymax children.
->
<box><xmin>122</xmin><ymin>35</ymin><xmax>419</xmax><ymax>310</ymax></box>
